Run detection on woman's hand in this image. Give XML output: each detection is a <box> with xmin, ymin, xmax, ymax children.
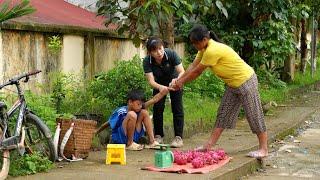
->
<box><xmin>169</xmin><ymin>78</ymin><xmax>183</xmax><ymax>90</ymax></box>
<box><xmin>194</xmin><ymin>141</ymin><xmax>213</xmax><ymax>152</ymax></box>
<box><xmin>158</xmin><ymin>85</ymin><xmax>170</xmax><ymax>94</ymax></box>
<box><xmin>203</xmin><ymin>141</ymin><xmax>213</xmax><ymax>151</ymax></box>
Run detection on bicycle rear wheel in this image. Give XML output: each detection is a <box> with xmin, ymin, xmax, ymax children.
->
<box><xmin>24</xmin><ymin>113</ymin><xmax>56</xmax><ymax>161</ymax></box>
<box><xmin>0</xmin><ymin>126</ymin><xmax>10</xmax><ymax>180</ymax></box>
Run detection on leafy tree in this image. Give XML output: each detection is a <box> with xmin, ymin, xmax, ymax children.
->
<box><xmin>0</xmin><ymin>0</ymin><xmax>35</xmax><ymax>23</ymax></box>
<box><xmin>96</xmin><ymin>0</ymin><xmax>228</xmax><ymax>47</ymax></box>
<box><xmin>304</xmin><ymin>0</ymin><xmax>320</xmax><ymax>76</ymax></box>
<box><xmin>198</xmin><ymin>0</ymin><xmax>296</xmax><ymax>83</ymax></box>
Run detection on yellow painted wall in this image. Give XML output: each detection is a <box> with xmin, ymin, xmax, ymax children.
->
<box><xmin>62</xmin><ymin>35</ymin><xmax>84</xmax><ymax>73</ymax></box>
<box><xmin>173</xmin><ymin>42</ymin><xmax>185</xmax><ymax>61</ymax></box>
<box><xmin>94</xmin><ymin>37</ymin><xmax>144</xmax><ymax>72</ymax></box>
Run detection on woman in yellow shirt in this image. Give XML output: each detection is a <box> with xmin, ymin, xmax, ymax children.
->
<box><xmin>170</xmin><ymin>24</ymin><xmax>268</xmax><ymax>158</ymax></box>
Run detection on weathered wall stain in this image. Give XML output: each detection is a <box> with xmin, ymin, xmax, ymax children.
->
<box><xmin>0</xmin><ymin>30</ymin><xmax>62</xmax><ymax>92</ymax></box>
<box><xmin>0</xmin><ymin>29</ymin><xmax>186</xmax><ymax>90</ymax></box>
<box><xmin>94</xmin><ymin>37</ymin><xmax>145</xmax><ymax>72</ymax></box>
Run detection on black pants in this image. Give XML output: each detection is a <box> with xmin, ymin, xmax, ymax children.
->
<box><xmin>152</xmin><ymin>88</ymin><xmax>184</xmax><ymax>138</ymax></box>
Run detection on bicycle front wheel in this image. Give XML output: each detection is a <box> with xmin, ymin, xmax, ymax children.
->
<box><xmin>24</xmin><ymin>113</ymin><xmax>56</xmax><ymax>161</ymax></box>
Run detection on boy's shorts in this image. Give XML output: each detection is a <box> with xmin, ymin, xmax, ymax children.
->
<box><xmin>112</xmin><ymin>126</ymin><xmax>145</xmax><ymax>144</ymax></box>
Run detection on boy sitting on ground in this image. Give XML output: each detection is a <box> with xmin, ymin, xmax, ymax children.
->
<box><xmin>96</xmin><ymin>89</ymin><xmax>168</xmax><ymax>151</ymax></box>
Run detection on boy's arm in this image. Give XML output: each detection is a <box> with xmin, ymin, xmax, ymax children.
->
<box><xmin>96</xmin><ymin>121</ymin><xmax>110</xmax><ymax>134</ymax></box>
<box><xmin>144</xmin><ymin>90</ymin><xmax>168</xmax><ymax>109</ymax></box>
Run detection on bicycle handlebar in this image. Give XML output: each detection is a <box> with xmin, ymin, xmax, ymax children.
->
<box><xmin>0</xmin><ymin>70</ymin><xmax>42</xmax><ymax>89</ymax></box>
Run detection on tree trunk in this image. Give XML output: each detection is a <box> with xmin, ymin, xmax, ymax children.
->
<box><xmin>283</xmin><ymin>55</ymin><xmax>295</xmax><ymax>82</ymax></box>
<box><xmin>310</xmin><ymin>16</ymin><xmax>317</xmax><ymax>77</ymax></box>
<box><xmin>295</xmin><ymin>18</ymin><xmax>301</xmax><ymax>63</ymax></box>
<box><xmin>300</xmin><ymin>18</ymin><xmax>307</xmax><ymax>73</ymax></box>
<box><xmin>160</xmin><ymin>15</ymin><xmax>174</xmax><ymax>49</ymax></box>
<box><xmin>238</xmin><ymin>5</ymin><xmax>254</xmax><ymax>65</ymax></box>
<box><xmin>282</xmin><ymin>18</ymin><xmax>297</xmax><ymax>82</ymax></box>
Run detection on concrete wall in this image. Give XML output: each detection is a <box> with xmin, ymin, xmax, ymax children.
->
<box><xmin>62</xmin><ymin>35</ymin><xmax>84</xmax><ymax>73</ymax></box>
<box><xmin>0</xmin><ymin>30</ymin><xmax>61</xmax><ymax>92</ymax></box>
<box><xmin>93</xmin><ymin>37</ymin><xmax>145</xmax><ymax>72</ymax></box>
<box><xmin>0</xmin><ymin>28</ymin><xmax>186</xmax><ymax>87</ymax></box>
<box><xmin>173</xmin><ymin>42</ymin><xmax>185</xmax><ymax>61</ymax></box>
<box><xmin>0</xmin><ymin>31</ymin><xmax>3</xmax><ymax>82</ymax></box>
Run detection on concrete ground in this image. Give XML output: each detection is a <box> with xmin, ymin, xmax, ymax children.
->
<box><xmin>10</xmin><ymin>84</ymin><xmax>320</xmax><ymax>180</ymax></box>
<box><xmin>243</xmin><ymin>109</ymin><xmax>320</xmax><ymax>180</ymax></box>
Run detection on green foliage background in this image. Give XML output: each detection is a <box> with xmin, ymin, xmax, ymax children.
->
<box><xmin>89</xmin><ymin>55</ymin><xmax>152</xmax><ymax>117</ymax></box>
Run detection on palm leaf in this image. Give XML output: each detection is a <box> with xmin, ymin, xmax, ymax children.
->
<box><xmin>0</xmin><ymin>0</ymin><xmax>35</xmax><ymax>23</ymax></box>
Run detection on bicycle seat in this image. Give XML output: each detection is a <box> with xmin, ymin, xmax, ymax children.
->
<box><xmin>0</xmin><ymin>101</ymin><xmax>7</xmax><ymax>110</ymax></box>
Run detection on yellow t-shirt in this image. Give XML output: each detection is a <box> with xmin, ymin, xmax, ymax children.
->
<box><xmin>197</xmin><ymin>39</ymin><xmax>254</xmax><ymax>88</ymax></box>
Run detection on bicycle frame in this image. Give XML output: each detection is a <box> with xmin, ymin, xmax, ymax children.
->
<box><xmin>6</xmin><ymin>98</ymin><xmax>26</xmax><ymax>138</ymax></box>
<box><xmin>0</xmin><ymin>72</ymin><xmax>33</xmax><ymax>150</ymax></box>
<box><xmin>0</xmin><ymin>97</ymin><xmax>26</xmax><ymax>150</ymax></box>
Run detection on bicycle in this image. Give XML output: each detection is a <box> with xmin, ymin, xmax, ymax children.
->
<box><xmin>0</xmin><ymin>70</ymin><xmax>56</xmax><ymax>179</ymax></box>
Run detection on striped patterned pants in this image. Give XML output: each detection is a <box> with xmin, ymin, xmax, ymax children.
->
<box><xmin>215</xmin><ymin>74</ymin><xmax>266</xmax><ymax>134</ymax></box>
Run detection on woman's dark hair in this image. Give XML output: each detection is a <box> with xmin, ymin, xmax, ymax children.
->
<box><xmin>146</xmin><ymin>37</ymin><xmax>164</xmax><ymax>52</ymax></box>
<box><xmin>127</xmin><ymin>89</ymin><xmax>145</xmax><ymax>102</ymax></box>
<box><xmin>188</xmin><ymin>24</ymin><xmax>222</xmax><ymax>43</ymax></box>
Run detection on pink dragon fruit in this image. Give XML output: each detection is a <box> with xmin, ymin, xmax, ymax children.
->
<box><xmin>173</xmin><ymin>150</ymin><xmax>182</xmax><ymax>163</ymax></box>
<box><xmin>175</xmin><ymin>153</ymin><xmax>188</xmax><ymax>165</ymax></box>
<box><xmin>202</xmin><ymin>153</ymin><xmax>215</xmax><ymax>165</ymax></box>
<box><xmin>185</xmin><ymin>150</ymin><xmax>194</xmax><ymax>163</ymax></box>
<box><xmin>215</xmin><ymin>149</ymin><xmax>226</xmax><ymax>159</ymax></box>
<box><xmin>173</xmin><ymin>148</ymin><xmax>227</xmax><ymax>167</ymax></box>
<box><xmin>192</xmin><ymin>157</ymin><xmax>205</xmax><ymax>168</ymax></box>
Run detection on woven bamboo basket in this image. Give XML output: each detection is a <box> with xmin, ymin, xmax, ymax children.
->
<box><xmin>57</xmin><ymin>118</ymin><xmax>97</xmax><ymax>159</ymax></box>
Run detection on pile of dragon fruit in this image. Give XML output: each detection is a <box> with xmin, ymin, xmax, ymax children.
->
<box><xmin>173</xmin><ymin>149</ymin><xmax>227</xmax><ymax>168</ymax></box>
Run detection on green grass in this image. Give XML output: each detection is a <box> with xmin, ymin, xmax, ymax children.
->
<box><xmin>290</xmin><ymin>66</ymin><xmax>320</xmax><ymax>87</ymax></box>
<box><xmin>163</xmin><ymin>95</ymin><xmax>219</xmax><ymax>125</ymax></box>
<box><xmin>260</xmin><ymin>64</ymin><xmax>320</xmax><ymax>104</ymax></box>
<box><xmin>161</xmin><ymin>94</ymin><xmax>218</xmax><ymax>138</ymax></box>
<box><xmin>259</xmin><ymin>87</ymin><xmax>289</xmax><ymax>103</ymax></box>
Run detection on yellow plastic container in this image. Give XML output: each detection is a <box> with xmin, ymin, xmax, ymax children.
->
<box><xmin>106</xmin><ymin>144</ymin><xmax>126</xmax><ymax>165</ymax></box>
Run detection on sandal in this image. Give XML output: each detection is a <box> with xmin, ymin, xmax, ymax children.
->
<box><xmin>145</xmin><ymin>141</ymin><xmax>160</xmax><ymax>149</ymax></box>
<box><xmin>247</xmin><ymin>151</ymin><xmax>268</xmax><ymax>159</ymax></box>
<box><xmin>126</xmin><ymin>142</ymin><xmax>143</xmax><ymax>151</ymax></box>
<box><xmin>194</xmin><ymin>145</ymin><xmax>206</xmax><ymax>152</ymax></box>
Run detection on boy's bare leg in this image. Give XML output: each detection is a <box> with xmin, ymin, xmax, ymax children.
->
<box><xmin>136</xmin><ymin>109</ymin><xmax>155</xmax><ymax>144</ymax></box>
<box><xmin>122</xmin><ymin>111</ymin><xmax>137</xmax><ymax>146</ymax></box>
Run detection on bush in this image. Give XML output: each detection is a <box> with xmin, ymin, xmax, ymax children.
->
<box><xmin>89</xmin><ymin>55</ymin><xmax>151</xmax><ymax>115</ymax></box>
<box><xmin>184</xmin><ymin>70</ymin><xmax>225</xmax><ymax>99</ymax></box>
<box><xmin>25</xmin><ymin>91</ymin><xmax>57</xmax><ymax>132</ymax></box>
<box><xmin>9</xmin><ymin>151</ymin><xmax>54</xmax><ymax>176</ymax></box>
<box><xmin>256</xmin><ymin>69</ymin><xmax>287</xmax><ymax>89</ymax></box>
<box><xmin>43</xmin><ymin>72</ymin><xmax>106</xmax><ymax>119</ymax></box>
